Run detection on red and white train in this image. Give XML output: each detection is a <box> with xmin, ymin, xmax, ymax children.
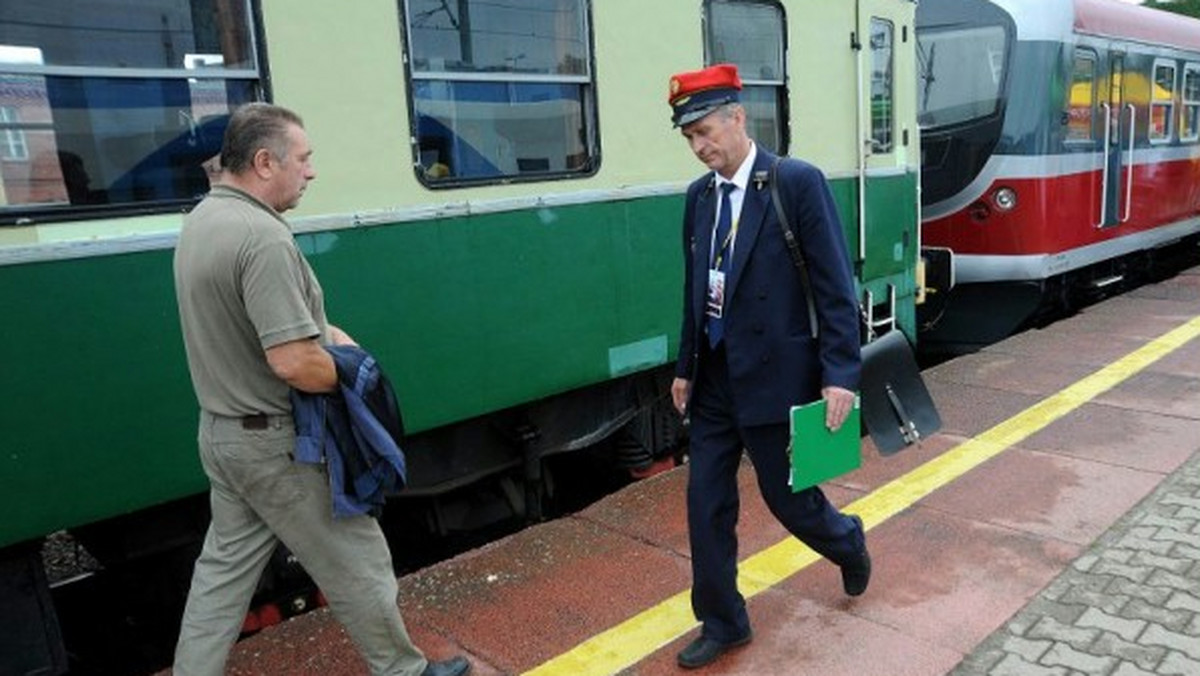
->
<box><xmin>916</xmin><ymin>0</ymin><xmax>1200</xmax><ymax>349</ymax></box>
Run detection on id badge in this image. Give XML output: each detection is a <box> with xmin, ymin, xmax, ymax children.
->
<box><xmin>706</xmin><ymin>269</ymin><xmax>726</xmax><ymax>319</ymax></box>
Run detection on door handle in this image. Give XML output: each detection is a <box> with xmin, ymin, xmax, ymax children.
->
<box><xmin>1096</xmin><ymin>102</ymin><xmax>1111</xmax><ymax>228</ymax></box>
<box><xmin>1121</xmin><ymin>103</ymin><xmax>1135</xmax><ymax>223</ymax></box>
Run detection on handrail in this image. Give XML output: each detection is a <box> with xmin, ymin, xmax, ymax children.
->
<box><xmin>861</xmin><ymin>286</ymin><xmax>898</xmax><ymax>340</ymax></box>
<box><xmin>1097</xmin><ymin>102</ymin><xmax>1112</xmax><ymax>228</ymax></box>
<box><xmin>854</xmin><ymin>25</ymin><xmax>867</xmax><ymax>262</ymax></box>
<box><xmin>1122</xmin><ymin>103</ymin><xmax>1136</xmax><ymax>223</ymax></box>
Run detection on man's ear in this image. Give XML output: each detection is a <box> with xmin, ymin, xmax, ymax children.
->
<box><xmin>251</xmin><ymin>148</ymin><xmax>274</xmax><ymax>178</ymax></box>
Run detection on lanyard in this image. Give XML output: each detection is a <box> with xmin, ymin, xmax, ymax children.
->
<box><xmin>711</xmin><ymin>217</ymin><xmax>739</xmax><ymax>270</ymax></box>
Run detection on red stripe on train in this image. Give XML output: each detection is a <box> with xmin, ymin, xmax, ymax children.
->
<box><xmin>922</xmin><ymin>157</ymin><xmax>1200</xmax><ymax>256</ymax></box>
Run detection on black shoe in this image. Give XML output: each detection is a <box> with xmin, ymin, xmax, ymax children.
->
<box><xmin>841</xmin><ymin>515</ymin><xmax>871</xmax><ymax>597</ymax></box>
<box><xmin>421</xmin><ymin>656</ymin><xmax>470</xmax><ymax>676</ymax></box>
<box><xmin>676</xmin><ymin>633</ymin><xmax>752</xmax><ymax>669</ymax></box>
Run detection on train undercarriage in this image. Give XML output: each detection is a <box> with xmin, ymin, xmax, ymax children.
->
<box><xmin>918</xmin><ymin>234</ymin><xmax>1200</xmax><ymax>356</ymax></box>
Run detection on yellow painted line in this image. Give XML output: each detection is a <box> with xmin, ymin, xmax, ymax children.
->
<box><xmin>522</xmin><ymin>315</ymin><xmax>1200</xmax><ymax>676</ymax></box>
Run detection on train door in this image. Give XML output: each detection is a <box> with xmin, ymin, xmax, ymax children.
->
<box><xmin>855</xmin><ymin>0</ymin><xmax>918</xmax><ymax>328</ymax></box>
<box><xmin>857</xmin><ymin>0</ymin><xmax>895</xmax><ymax>268</ymax></box>
<box><xmin>1101</xmin><ymin>52</ymin><xmax>1129</xmax><ymax>228</ymax></box>
<box><xmin>855</xmin><ymin>0</ymin><xmax>942</xmax><ymax>455</ymax></box>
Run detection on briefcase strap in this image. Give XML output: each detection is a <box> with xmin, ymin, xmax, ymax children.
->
<box><xmin>769</xmin><ymin>157</ymin><xmax>820</xmax><ymax>340</ymax></box>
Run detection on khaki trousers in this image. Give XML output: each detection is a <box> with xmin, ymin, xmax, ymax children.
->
<box><xmin>173</xmin><ymin>411</ymin><xmax>427</xmax><ymax>676</ymax></box>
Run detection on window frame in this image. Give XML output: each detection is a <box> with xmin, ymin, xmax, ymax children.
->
<box><xmin>0</xmin><ymin>0</ymin><xmax>266</xmax><ymax>226</ymax></box>
<box><xmin>702</xmin><ymin>0</ymin><xmax>789</xmax><ymax>156</ymax></box>
<box><xmin>399</xmin><ymin>0</ymin><xmax>601</xmax><ymax>190</ymax></box>
<box><xmin>1181</xmin><ymin>62</ymin><xmax>1200</xmax><ymax>144</ymax></box>
<box><xmin>1149</xmin><ymin>58</ymin><xmax>1177</xmax><ymax>145</ymax></box>
<box><xmin>1064</xmin><ymin>48</ymin><xmax>1098</xmax><ymax>146</ymax></box>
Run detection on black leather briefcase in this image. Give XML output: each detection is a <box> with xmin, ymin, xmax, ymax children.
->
<box><xmin>860</xmin><ymin>330</ymin><xmax>941</xmax><ymax>455</ymax></box>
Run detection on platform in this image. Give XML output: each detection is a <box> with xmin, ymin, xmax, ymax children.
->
<box><xmin>207</xmin><ymin>267</ymin><xmax>1200</xmax><ymax>676</ymax></box>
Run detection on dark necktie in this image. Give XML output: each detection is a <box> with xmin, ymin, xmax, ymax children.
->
<box><xmin>707</xmin><ymin>182</ymin><xmax>736</xmax><ymax>348</ymax></box>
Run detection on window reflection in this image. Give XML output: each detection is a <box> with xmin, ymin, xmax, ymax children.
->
<box><xmin>0</xmin><ymin>105</ymin><xmax>29</xmax><ymax>161</ymax></box>
<box><xmin>1066</xmin><ymin>51</ymin><xmax>1096</xmax><ymax>143</ymax></box>
<box><xmin>870</xmin><ymin>18</ymin><xmax>894</xmax><ymax>154</ymax></box>
<box><xmin>705</xmin><ymin>0</ymin><xmax>787</xmax><ymax>155</ymax></box>
<box><xmin>1182</xmin><ymin>65</ymin><xmax>1200</xmax><ymax>143</ymax></box>
<box><xmin>414</xmin><ymin>81</ymin><xmax>587</xmax><ymax>180</ymax></box>
<box><xmin>1150</xmin><ymin>61</ymin><xmax>1176</xmax><ymax>142</ymax></box>
<box><xmin>0</xmin><ymin>0</ymin><xmax>253</xmax><ymax>70</ymax></box>
<box><xmin>0</xmin><ymin>0</ymin><xmax>258</xmax><ymax>221</ymax></box>
<box><xmin>405</xmin><ymin>0</ymin><xmax>596</xmax><ymax>185</ymax></box>
<box><xmin>917</xmin><ymin>26</ymin><xmax>1007</xmax><ymax>129</ymax></box>
<box><xmin>0</xmin><ymin>74</ymin><xmax>251</xmax><ymax>213</ymax></box>
<box><xmin>408</xmin><ymin>0</ymin><xmax>587</xmax><ymax>76</ymax></box>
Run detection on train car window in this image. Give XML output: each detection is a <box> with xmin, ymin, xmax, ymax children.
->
<box><xmin>1150</xmin><ymin>60</ymin><xmax>1176</xmax><ymax>144</ymax></box>
<box><xmin>0</xmin><ymin>0</ymin><xmax>261</xmax><ymax>225</ymax></box>
<box><xmin>1066</xmin><ymin>50</ymin><xmax>1097</xmax><ymax>144</ymax></box>
<box><xmin>916</xmin><ymin>25</ymin><xmax>1007</xmax><ymax>129</ymax></box>
<box><xmin>402</xmin><ymin>0</ymin><xmax>597</xmax><ymax>187</ymax></box>
<box><xmin>1181</xmin><ymin>64</ymin><xmax>1200</xmax><ymax>143</ymax></box>
<box><xmin>869</xmin><ymin>18</ymin><xmax>895</xmax><ymax>154</ymax></box>
<box><xmin>704</xmin><ymin>0</ymin><xmax>788</xmax><ymax>155</ymax></box>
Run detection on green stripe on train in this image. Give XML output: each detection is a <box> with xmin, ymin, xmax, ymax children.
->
<box><xmin>0</xmin><ymin>174</ymin><xmax>918</xmax><ymax>547</ymax></box>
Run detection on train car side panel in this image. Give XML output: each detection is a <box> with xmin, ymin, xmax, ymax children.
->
<box><xmin>0</xmin><ymin>250</ymin><xmax>202</xmax><ymax>548</ymax></box>
<box><xmin>309</xmin><ymin>195</ymin><xmax>685</xmax><ymax>434</ymax></box>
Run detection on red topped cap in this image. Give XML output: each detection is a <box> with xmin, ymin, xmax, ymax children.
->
<box><xmin>667</xmin><ymin>63</ymin><xmax>743</xmax><ymax>127</ymax></box>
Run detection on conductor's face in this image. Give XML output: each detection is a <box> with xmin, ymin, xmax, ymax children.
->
<box><xmin>681</xmin><ymin>105</ymin><xmax>750</xmax><ymax>180</ymax></box>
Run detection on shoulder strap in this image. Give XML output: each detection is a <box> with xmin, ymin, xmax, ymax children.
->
<box><xmin>770</xmin><ymin>157</ymin><xmax>819</xmax><ymax>340</ymax></box>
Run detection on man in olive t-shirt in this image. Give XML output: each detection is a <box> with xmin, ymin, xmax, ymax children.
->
<box><xmin>172</xmin><ymin>103</ymin><xmax>469</xmax><ymax>676</ymax></box>
<box><xmin>175</xmin><ymin>180</ymin><xmax>329</xmax><ymax>417</ymax></box>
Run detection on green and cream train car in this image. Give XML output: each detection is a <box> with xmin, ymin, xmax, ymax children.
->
<box><xmin>0</xmin><ymin>0</ymin><xmax>924</xmax><ymax>670</ymax></box>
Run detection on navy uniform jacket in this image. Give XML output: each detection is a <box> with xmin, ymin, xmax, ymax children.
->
<box><xmin>675</xmin><ymin>147</ymin><xmax>861</xmax><ymax>427</ymax></box>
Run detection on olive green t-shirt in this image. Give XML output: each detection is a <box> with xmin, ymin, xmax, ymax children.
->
<box><xmin>174</xmin><ymin>185</ymin><xmax>328</xmax><ymax>416</ymax></box>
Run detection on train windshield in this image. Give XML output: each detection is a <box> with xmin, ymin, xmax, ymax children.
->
<box><xmin>917</xmin><ymin>25</ymin><xmax>1008</xmax><ymax>129</ymax></box>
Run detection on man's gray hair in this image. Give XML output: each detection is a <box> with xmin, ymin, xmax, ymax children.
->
<box><xmin>220</xmin><ymin>103</ymin><xmax>305</xmax><ymax>174</ymax></box>
<box><xmin>715</xmin><ymin>102</ymin><xmax>743</xmax><ymax>120</ymax></box>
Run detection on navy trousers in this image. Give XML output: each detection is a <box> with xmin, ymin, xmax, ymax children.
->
<box><xmin>686</xmin><ymin>344</ymin><xmax>865</xmax><ymax>642</ymax></box>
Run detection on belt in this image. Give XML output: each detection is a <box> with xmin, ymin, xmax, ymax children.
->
<box><xmin>241</xmin><ymin>413</ymin><xmax>289</xmax><ymax>430</ymax></box>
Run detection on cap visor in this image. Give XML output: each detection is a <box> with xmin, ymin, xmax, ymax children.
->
<box><xmin>673</xmin><ymin>103</ymin><xmax>722</xmax><ymax>128</ymax></box>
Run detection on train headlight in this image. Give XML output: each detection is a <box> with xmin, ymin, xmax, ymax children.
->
<box><xmin>993</xmin><ymin>187</ymin><xmax>1018</xmax><ymax>211</ymax></box>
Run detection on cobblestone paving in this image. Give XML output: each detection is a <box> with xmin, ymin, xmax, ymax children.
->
<box><xmin>952</xmin><ymin>450</ymin><xmax>1200</xmax><ymax>676</ymax></box>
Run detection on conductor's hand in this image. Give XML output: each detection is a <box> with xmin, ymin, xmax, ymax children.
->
<box><xmin>822</xmin><ymin>386</ymin><xmax>856</xmax><ymax>432</ymax></box>
<box><xmin>671</xmin><ymin>377</ymin><xmax>692</xmax><ymax>416</ymax></box>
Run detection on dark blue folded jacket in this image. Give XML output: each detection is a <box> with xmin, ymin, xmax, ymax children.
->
<box><xmin>291</xmin><ymin>345</ymin><xmax>407</xmax><ymax>519</ymax></box>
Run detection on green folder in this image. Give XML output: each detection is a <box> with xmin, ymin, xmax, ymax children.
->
<box><xmin>789</xmin><ymin>395</ymin><xmax>862</xmax><ymax>492</ymax></box>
